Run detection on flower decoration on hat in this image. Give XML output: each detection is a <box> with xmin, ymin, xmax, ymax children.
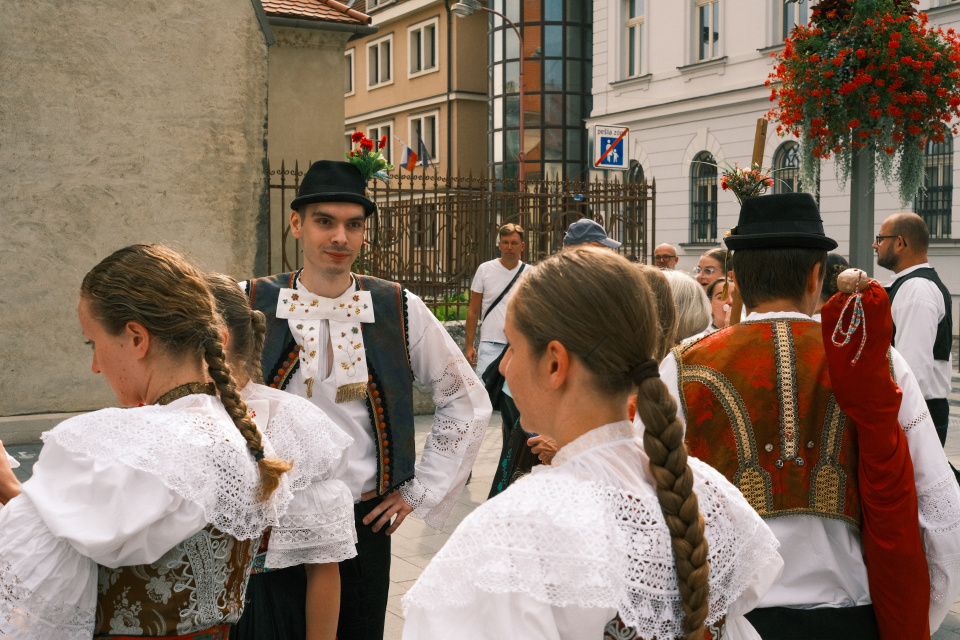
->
<box><xmin>347</xmin><ymin>132</ymin><xmax>394</xmax><ymax>184</ymax></box>
<box><xmin>720</xmin><ymin>162</ymin><xmax>776</xmax><ymax>205</ymax></box>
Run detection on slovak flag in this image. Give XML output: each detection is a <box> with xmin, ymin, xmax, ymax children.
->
<box><xmin>398</xmin><ymin>138</ymin><xmax>418</xmax><ymax>171</ymax></box>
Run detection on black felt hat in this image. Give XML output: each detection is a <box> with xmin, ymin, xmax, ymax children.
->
<box><xmin>290</xmin><ymin>160</ymin><xmax>377</xmax><ymax>216</ymax></box>
<box><xmin>724</xmin><ymin>193</ymin><xmax>837</xmax><ymax>251</ymax></box>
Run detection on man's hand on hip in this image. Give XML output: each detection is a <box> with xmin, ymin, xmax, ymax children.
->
<box><xmin>361</xmin><ymin>489</ymin><xmax>414</xmax><ymax>534</ymax></box>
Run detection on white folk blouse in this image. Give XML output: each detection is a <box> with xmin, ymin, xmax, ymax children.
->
<box><xmin>0</xmin><ymin>391</ymin><xmax>341</xmax><ymax>640</ymax></box>
<box><xmin>402</xmin><ymin>421</ymin><xmax>783</xmax><ymax>640</ymax></box>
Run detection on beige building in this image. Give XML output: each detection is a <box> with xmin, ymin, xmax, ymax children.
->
<box><xmin>261</xmin><ymin>0</ymin><xmax>378</xmax><ymax>273</ymax></box>
<box><xmin>0</xmin><ymin>1</ymin><xmax>271</xmax><ymax>431</ymax></box>
<box><xmin>344</xmin><ymin>0</ymin><xmax>488</xmax><ymax>176</ymax></box>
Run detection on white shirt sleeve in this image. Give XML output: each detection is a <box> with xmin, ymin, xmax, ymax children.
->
<box><xmin>890</xmin><ymin>348</ymin><xmax>960</xmax><ymax>631</ymax></box>
<box><xmin>20</xmin><ymin>438</ymin><xmax>208</xmax><ymax>569</ymax></box>
<box><xmin>471</xmin><ymin>262</ymin><xmax>487</xmax><ymax>295</ymax></box>
<box><xmin>890</xmin><ymin>278</ymin><xmax>950</xmax><ymax>401</ymax></box>
<box><xmin>399</xmin><ymin>291</ymin><xmax>493</xmax><ymax>530</ymax></box>
<box><xmin>402</xmin><ymin>592</ymin><xmax>613</xmax><ymax>640</ymax></box>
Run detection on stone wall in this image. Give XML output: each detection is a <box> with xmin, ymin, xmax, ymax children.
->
<box><xmin>0</xmin><ymin>0</ymin><xmax>270</xmax><ymax>416</ymax></box>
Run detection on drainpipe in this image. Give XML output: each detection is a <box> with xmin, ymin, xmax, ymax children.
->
<box><xmin>445</xmin><ymin>0</ymin><xmax>453</xmax><ymax>173</ymax></box>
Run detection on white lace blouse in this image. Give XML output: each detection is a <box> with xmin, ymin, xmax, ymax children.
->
<box><xmin>242</xmin><ymin>381</ymin><xmax>357</xmax><ymax>567</ymax></box>
<box><xmin>402</xmin><ymin>421</ymin><xmax>783</xmax><ymax>640</ymax></box>
<box><xmin>0</xmin><ymin>393</ymin><xmax>293</xmax><ymax>640</ymax></box>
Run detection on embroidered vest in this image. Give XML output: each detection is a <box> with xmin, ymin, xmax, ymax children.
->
<box><xmin>94</xmin><ymin>526</ymin><xmax>257</xmax><ymax>637</ymax></box>
<box><xmin>675</xmin><ymin>319</ymin><xmax>862</xmax><ymax>528</ymax></box>
<box><xmin>246</xmin><ymin>272</ymin><xmax>416</xmax><ymax>495</ymax></box>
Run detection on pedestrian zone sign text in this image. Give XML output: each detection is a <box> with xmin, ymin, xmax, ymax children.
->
<box><xmin>595</xmin><ymin>125</ymin><xmax>629</xmax><ymax>170</ymax></box>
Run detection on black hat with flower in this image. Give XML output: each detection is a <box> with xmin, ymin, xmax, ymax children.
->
<box><xmin>290</xmin><ymin>133</ymin><xmax>393</xmax><ymax>217</ymax></box>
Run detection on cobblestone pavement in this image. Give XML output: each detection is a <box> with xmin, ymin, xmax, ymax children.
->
<box><xmin>6</xmin><ymin>384</ymin><xmax>960</xmax><ymax>638</ymax></box>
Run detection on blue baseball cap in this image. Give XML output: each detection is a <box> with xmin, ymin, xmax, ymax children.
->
<box><xmin>563</xmin><ymin>219</ymin><xmax>621</xmax><ymax>248</ymax></box>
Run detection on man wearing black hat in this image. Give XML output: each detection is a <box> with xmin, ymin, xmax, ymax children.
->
<box><xmin>649</xmin><ymin>193</ymin><xmax>960</xmax><ymax>637</ymax></box>
<box><xmin>244</xmin><ymin>161</ymin><xmax>491</xmax><ymax>639</ymax></box>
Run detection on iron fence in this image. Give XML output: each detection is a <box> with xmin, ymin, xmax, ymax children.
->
<box><xmin>268</xmin><ymin>165</ymin><xmax>655</xmax><ymax>320</ymax></box>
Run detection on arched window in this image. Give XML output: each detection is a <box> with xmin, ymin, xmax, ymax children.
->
<box><xmin>773</xmin><ymin>141</ymin><xmax>800</xmax><ymax>194</ymax></box>
<box><xmin>914</xmin><ymin>137</ymin><xmax>953</xmax><ymax>239</ymax></box>
<box><xmin>628</xmin><ymin>159</ymin><xmax>645</xmax><ymax>184</ymax></box>
<box><xmin>690</xmin><ymin>151</ymin><xmax>718</xmax><ymax>243</ymax></box>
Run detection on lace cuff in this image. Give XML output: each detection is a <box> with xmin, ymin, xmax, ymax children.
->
<box><xmin>400</xmin><ymin>477</ymin><xmax>443</xmax><ymax>522</ymax></box>
<box><xmin>0</xmin><ymin>560</ymin><xmax>95</xmax><ymax>640</ymax></box>
<box><xmin>918</xmin><ymin>475</ymin><xmax>960</xmax><ymax>536</ymax></box>
<box><xmin>265</xmin><ymin>504</ymin><xmax>357</xmax><ymax>568</ymax></box>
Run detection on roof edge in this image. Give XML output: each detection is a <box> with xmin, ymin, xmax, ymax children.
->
<box><xmin>267</xmin><ymin>15</ymin><xmax>379</xmax><ymax>34</ymax></box>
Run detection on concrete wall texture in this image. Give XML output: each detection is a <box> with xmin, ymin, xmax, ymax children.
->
<box><xmin>0</xmin><ymin>0</ymin><xmax>270</xmax><ymax>416</ymax></box>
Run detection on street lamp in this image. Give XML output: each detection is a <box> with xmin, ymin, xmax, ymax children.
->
<box><xmin>452</xmin><ymin>0</ymin><xmax>525</xmax><ymax>183</ymax></box>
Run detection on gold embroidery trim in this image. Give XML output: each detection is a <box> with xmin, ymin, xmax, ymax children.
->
<box><xmin>772</xmin><ymin>320</ymin><xmax>800</xmax><ymax>461</ymax></box>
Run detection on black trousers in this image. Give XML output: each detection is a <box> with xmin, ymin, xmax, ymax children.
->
<box><xmin>745</xmin><ymin>604</ymin><xmax>880</xmax><ymax>640</ymax></box>
<box><xmin>336</xmin><ymin>497</ymin><xmax>392</xmax><ymax>640</ymax></box>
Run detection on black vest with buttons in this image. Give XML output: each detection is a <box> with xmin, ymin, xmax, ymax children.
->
<box><xmin>245</xmin><ymin>272</ymin><xmax>416</xmax><ymax>496</ymax></box>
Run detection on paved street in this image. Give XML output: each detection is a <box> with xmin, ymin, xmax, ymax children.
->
<box><xmin>7</xmin><ymin>380</ymin><xmax>960</xmax><ymax>638</ymax></box>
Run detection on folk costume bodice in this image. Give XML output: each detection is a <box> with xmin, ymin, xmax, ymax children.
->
<box><xmin>94</xmin><ymin>526</ymin><xmax>257</xmax><ymax>637</ymax></box>
<box><xmin>674</xmin><ymin>319</ymin><xmax>862</xmax><ymax>528</ymax></box>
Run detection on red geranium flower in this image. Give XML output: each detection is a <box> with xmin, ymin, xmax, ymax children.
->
<box><xmin>351</xmin><ymin>131</ymin><xmax>364</xmax><ymax>143</ymax></box>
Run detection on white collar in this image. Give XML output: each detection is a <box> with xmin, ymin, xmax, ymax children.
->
<box><xmin>888</xmin><ymin>262</ymin><xmax>932</xmax><ymax>284</ymax></box>
<box><xmin>742</xmin><ymin>310</ymin><xmax>814</xmax><ymax>322</ymax></box>
<box><xmin>552</xmin><ymin>421</ymin><xmax>637</xmax><ymax>467</ymax></box>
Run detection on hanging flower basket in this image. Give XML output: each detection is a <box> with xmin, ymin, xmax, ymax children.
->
<box><xmin>766</xmin><ymin>0</ymin><xmax>960</xmax><ymax>205</ymax></box>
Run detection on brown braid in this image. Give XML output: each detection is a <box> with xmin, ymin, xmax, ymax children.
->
<box><xmin>511</xmin><ymin>247</ymin><xmax>710</xmax><ymax>636</ymax></box>
<box><xmin>81</xmin><ymin>245</ymin><xmax>291</xmax><ymax>501</ymax></box>
<box><xmin>201</xmin><ymin>326</ymin><xmax>292</xmax><ymax>498</ymax></box>
<box><xmin>634</xmin><ymin>376</ymin><xmax>710</xmax><ymax>639</ymax></box>
<box><xmin>205</xmin><ymin>273</ymin><xmax>266</xmax><ymax>382</ymax></box>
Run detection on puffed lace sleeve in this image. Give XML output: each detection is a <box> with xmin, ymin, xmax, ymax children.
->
<box><xmin>243</xmin><ymin>384</ymin><xmax>358</xmax><ymax>567</ymax></box>
<box><xmin>399</xmin><ymin>291</ymin><xmax>492</xmax><ymax>530</ymax></box>
<box><xmin>0</xmin><ymin>437</ymin><xmax>208</xmax><ymax>640</ymax></box>
<box><xmin>890</xmin><ymin>348</ymin><xmax>960</xmax><ymax>630</ymax></box>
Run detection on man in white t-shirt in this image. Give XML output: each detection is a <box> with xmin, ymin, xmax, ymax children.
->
<box><xmin>465</xmin><ymin>223</ymin><xmax>526</xmax><ymax>378</ymax></box>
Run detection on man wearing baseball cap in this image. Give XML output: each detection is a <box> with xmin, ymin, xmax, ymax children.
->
<box><xmin>562</xmin><ymin>218</ymin><xmax>621</xmax><ymax>249</ymax></box>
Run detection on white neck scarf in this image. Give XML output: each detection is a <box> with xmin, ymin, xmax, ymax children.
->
<box><xmin>276</xmin><ymin>281</ymin><xmax>375</xmax><ymax>401</ymax></box>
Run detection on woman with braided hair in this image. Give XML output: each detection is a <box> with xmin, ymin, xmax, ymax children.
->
<box><xmin>402</xmin><ymin>247</ymin><xmax>782</xmax><ymax>639</ymax></box>
<box><xmin>204</xmin><ymin>274</ymin><xmax>356</xmax><ymax>640</ymax></box>
<box><xmin>0</xmin><ymin>244</ymin><xmax>293</xmax><ymax>640</ymax></box>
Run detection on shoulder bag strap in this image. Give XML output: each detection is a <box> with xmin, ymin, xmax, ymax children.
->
<box><xmin>482</xmin><ymin>263</ymin><xmax>526</xmax><ymax>322</ymax></box>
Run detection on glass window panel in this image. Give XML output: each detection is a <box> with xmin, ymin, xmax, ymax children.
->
<box><xmin>506</xmin><ymin>29</ymin><xmax>521</xmax><ymax>59</ymax></box>
<box><xmin>506</xmin><ymin>0</ymin><xmax>520</xmax><ymax>22</ymax></box>
<box><xmin>494</xmin><ymin>29</ymin><xmax>503</xmax><ymax>62</ymax></box>
<box><xmin>494</xmin><ymin>133</ymin><xmax>504</xmax><ymax>162</ymax></box>
<box><xmin>566</xmin><ymin>129</ymin><xmax>582</xmax><ymax>160</ymax></box>
<box><xmin>699</xmin><ymin>5</ymin><xmax>709</xmax><ymax>60</ymax></box>
<box><xmin>411</xmin><ymin>30</ymin><xmax>421</xmax><ymax>73</ymax></box>
<box><xmin>426</xmin><ymin>116</ymin><xmax>436</xmax><ymax>157</ymax></box>
<box><xmin>523</xmin><ymin>60</ymin><xmax>542</xmax><ymax>92</ymax></box>
<box><xmin>712</xmin><ymin>2</ymin><xmax>720</xmax><ymax>58</ymax></box>
<box><xmin>383</xmin><ymin>41</ymin><xmax>391</xmax><ymax>80</ymax></box>
<box><xmin>494</xmin><ymin>163</ymin><xmax>504</xmax><ymax>180</ymax></box>
<box><xmin>568</xmin><ymin>25</ymin><xmax>582</xmax><ymax>59</ymax></box>
<box><xmin>565</xmin><ymin>95</ymin><xmax>582</xmax><ymax>126</ymax></box>
<box><xmin>504</xmin><ymin>162</ymin><xmax>519</xmax><ymax>181</ymax></box>
<box><xmin>505</xmin><ymin>95</ymin><xmax>520</xmax><ymax>127</ymax></box>
<box><xmin>506</xmin><ymin>129</ymin><xmax>519</xmax><ymax>160</ymax></box>
<box><xmin>544</xmin><ymin>129</ymin><xmax>563</xmax><ymax>160</ymax></box>
<box><xmin>637</xmin><ymin>0</ymin><xmax>644</xmax><ymax>14</ymax></box>
<box><xmin>523</xmin><ymin>166</ymin><xmax>541</xmax><ymax>182</ymax></box>
<box><xmin>565</xmin><ymin>0</ymin><xmax>583</xmax><ymax>23</ymax></box>
<box><xmin>494</xmin><ymin>96</ymin><xmax>504</xmax><ymax>129</ymax></box>
<box><xmin>524</xmin><ymin>0</ymin><xmax>542</xmax><ymax>23</ymax></box>
<box><xmin>505</xmin><ymin>61</ymin><xmax>520</xmax><ymax>93</ymax></box>
<box><xmin>545</xmin><ymin>59</ymin><xmax>563</xmax><ymax>90</ymax></box>
<box><xmin>544</xmin><ymin>162</ymin><xmax>563</xmax><ymax>179</ymax></box>
<box><xmin>567</xmin><ymin>163</ymin><xmax>581</xmax><ymax>179</ymax></box>
<box><xmin>565</xmin><ymin>60</ymin><xmax>582</xmax><ymax>92</ymax></box>
<box><xmin>522</xmin><ymin>26</ymin><xmax>541</xmax><ymax>59</ymax></box>
<box><xmin>629</xmin><ymin>0</ymin><xmax>637</xmax><ymax>19</ymax></box>
<box><xmin>545</xmin><ymin>0</ymin><xmax>562</xmax><ymax>21</ymax></box>
<box><xmin>522</xmin><ymin>93</ymin><xmax>541</xmax><ymax>127</ymax></box>
<box><xmin>369</xmin><ymin>46</ymin><xmax>378</xmax><ymax>84</ymax></box>
<box><xmin>522</xmin><ymin>129</ymin><xmax>541</xmax><ymax>157</ymax></box>
<box><xmin>488</xmin><ymin>64</ymin><xmax>494</xmax><ymax>96</ymax></box>
<box><xmin>345</xmin><ymin>54</ymin><xmax>353</xmax><ymax>93</ymax></box>
<box><xmin>425</xmin><ymin>25</ymin><xmax>436</xmax><ymax>68</ymax></box>
<box><xmin>544</xmin><ymin>94</ymin><xmax>562</xmax><ymax>126</ymax></box>
<box><xmin>545</xmin><ymin>26</ymin><xmax>562</xmax><ymax>57</ymax></box>
<box><xmin>494</xmin><ymin>63</ymin><xmax>503</xmax><ymax>96</ymax></box>
<box><xmin>628</xmin><ymin>26</ymin><xmax>636</xmax><ymax>77</ymax></box>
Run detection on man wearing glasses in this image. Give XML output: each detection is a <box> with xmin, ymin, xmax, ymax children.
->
<box><xmin>653</xmin><ymin>243</ymin><xmax>679</xmax><ymax>270</ymax></box>
<box><xmin>874</xmin><ymin>212</ymin><xmax>954</xmax><ymax>447</ymax></box>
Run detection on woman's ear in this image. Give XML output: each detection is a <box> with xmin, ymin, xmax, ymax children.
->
<box><xmin>125</xmin><ymin>321</ymin><xmax>151</xmax><ymax>359</ymax></box>
<box><xmin>543</xmin><ymin>340</ymin><xmax>570</xmax><ymax>389</ymax></box>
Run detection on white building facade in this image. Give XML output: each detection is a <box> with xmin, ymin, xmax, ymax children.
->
<box><xmin>587</xmin><ymin>0</ymin><xmax>960</xmax><ymax>328</ymax></box>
